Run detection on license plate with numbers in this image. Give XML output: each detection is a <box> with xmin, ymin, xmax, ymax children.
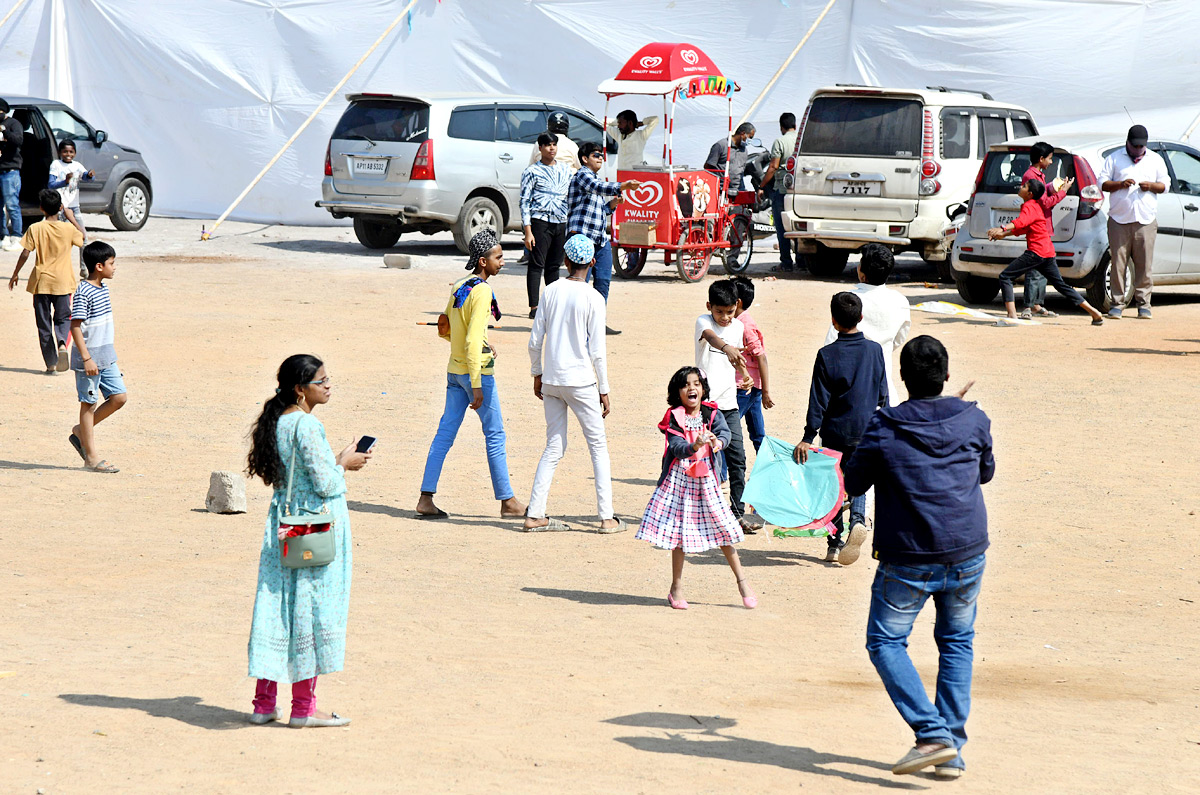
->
<box><xmin>995</xmin><ymin>212</ymin><xmax>1018</xmax><ymax>227</ymax></box>
<box><xmin>832</xmin><ymin>181</ymin><xmax>880</xmax><ymax>196</ymax></box>
<box><xmin>352</xmin><ymin>158</ymin><xmax>388</xmax><ymax>176</ymax></box>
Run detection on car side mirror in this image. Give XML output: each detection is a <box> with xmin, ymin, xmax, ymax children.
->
<box><xmin>946</xmin><ymin>202</ymin><xmax>966</xmax><ymax>221</ymax></box>
<box><xmin>606</xmin><ymin>135</ymin><xmax>618</xmax><ymax>155</ymax></box>
<box><xmin>94</xmin><ymin>130</ymin><xmax>107</xmax><ymax>145</ymax></box>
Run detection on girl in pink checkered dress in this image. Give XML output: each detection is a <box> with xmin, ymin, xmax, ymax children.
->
<box><xmin>636</xmin><ymin>367</ymin><xmax>757</xmax><ymax>610</ymax></box>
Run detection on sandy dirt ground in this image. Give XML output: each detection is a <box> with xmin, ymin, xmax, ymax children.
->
<box><xmin>2</xmin><ymin>215</ymin><xmax>1199</xmax><ymax>794</ymax></box>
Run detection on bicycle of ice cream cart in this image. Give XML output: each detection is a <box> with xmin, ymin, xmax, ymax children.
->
<box><xmin>598</xmin><ymin>42</ymin><xmax>753</xmax><ymax>283</ymax></box>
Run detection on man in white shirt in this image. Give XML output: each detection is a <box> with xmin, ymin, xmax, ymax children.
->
<box><xmin>823</xmin><ymin>244</ymin><xmax>911</xmax><ymax>406</ymax></box>
<box><xmin>1099</xmin><ymin>125</ymin><xmax>1169</xmax><ymax>319</ymax></box>
<box><xmin>605</xmin><ymin>109</ymin><xmax>659</xmax><ymax>171</ymax></box>
<box><xmin>525</xmin><ymin>233</ymin><xmax>620</xmax><ymax>533</ymax></box>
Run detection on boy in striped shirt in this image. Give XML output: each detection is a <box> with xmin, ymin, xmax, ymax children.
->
<box><xmin>68</xmin><ymin>241</ymin><xmax>126</xmax><ymax>474</ymax></box>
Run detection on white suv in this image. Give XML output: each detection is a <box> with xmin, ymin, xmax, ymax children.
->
<box><xmin>318</xmin><ymin>93</ymin><xmax>613</xmax><ymax>253</ymax></box>
<box><xmin>781</xmin><ymin>86</ymin><xmax>1037</xmax><ymax>279</ymax></box>
<box><xmin>951</xmin><ymin>135</ymin><xmax>1200</xmax><ymax>309</ymax></box>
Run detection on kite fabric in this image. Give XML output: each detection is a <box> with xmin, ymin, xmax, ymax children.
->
<box><xmin>741</xmin><ymin>436</ymin><xmax>845</xmax><ymax>538</ymax></box>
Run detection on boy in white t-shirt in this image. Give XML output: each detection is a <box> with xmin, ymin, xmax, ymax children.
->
<box><xmin>695</xmin><ymin>280</ymin><xmax>753</xmax><ymax>528</ymax></box>
<box><xmin>48</xmin><ymin>140</ymin><xmax>94</xmax><ymax>243</ymax></box>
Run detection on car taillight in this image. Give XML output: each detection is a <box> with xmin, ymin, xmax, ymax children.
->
<box><xmin>324</xmin><ymin>140</ymin><xmax>332</xmax><ymax>177</ymax></box>
<box><xmin>919</xmin><ymin>108</ymin><xmax>941</xmax><ymax>191</ymax></box>
<box><xmin>411</xmin><ymin>139</ymin><xmax>435</xmax><ymax>180</ymax></box>
<box><xmin>1074</xmin><ymin>154</ymin><xmax>1101</xmax><ymax>220</ymax></box>
<box><xmin>965</xmin><ymin>159</ymin><xmax>988</xmax><ymax>218</ymax></box>
<box><xmin>783</xmin><ymin>106</ymin><xmax>811</xmax><ymax>190</ymax></box>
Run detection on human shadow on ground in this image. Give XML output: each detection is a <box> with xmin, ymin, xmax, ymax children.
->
<box><xmin>0</xmin><ymin>459</ymin><xmax>78</xmax><ymax>472</ymax></box>
<box><xmin>1090</xmin><ymin>346</ymin><xmax>1199</xmax><ymax>357</ymax></box>
<box><xmin>685</xmin><ymin>546</ymin><xmax>830</xmax><ymax>567</ymax></box>
<box><xmin>605</xmin><ymin>711</ymin><xmax>922</xmax><ymax>789</ymax></box>
<box><xmin>0</xmin><ymin>365</ymin><xmax>52</xmax><ymax>375</ymax></box>
<box><xmin>348</xmin><ymin>501</ymin><xmax>516</xmax><ymax>531</ymax></box>
<box><xmin>521</xmin><ymin>587</ymin><xmax>667</xmax><ymax>608</ymax></box>
<box><xmin>611</xmin><ymin>476</ymin><xmax>659</xmax><ymax>488</ymax></box>
<box><xmin>59</xmin><ymin>694</ymin><xmax>249</xmax><ymax>731</ymax></box>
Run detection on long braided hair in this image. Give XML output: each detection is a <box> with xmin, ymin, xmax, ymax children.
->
<box><xmin>246</xmin><ymin>354</ymin><xmax>323</xmax><ymax>487</ymax></box>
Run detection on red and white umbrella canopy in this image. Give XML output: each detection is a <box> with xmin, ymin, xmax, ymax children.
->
<box><xmin>598</xmin><ymin>42</ymin><xmax>726</xmax><ymax>96</ymax></box>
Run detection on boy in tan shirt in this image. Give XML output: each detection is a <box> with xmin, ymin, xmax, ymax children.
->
<box><xmin>7</xmin><ymin>188</ymin><xmax>84</xmax><ymax>373</ymax></box>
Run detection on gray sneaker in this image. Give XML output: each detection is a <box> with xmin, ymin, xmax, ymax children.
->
<box><xmin>838</xmin><ymin>522</ymin><xmax>868</xmax><ymax>566</ymax></box>
<box><xmin>1107</xmin><ymin>307</ymin><xmax>1123</xmax><ymax>319</ymax></box>
<box><xmin>824</xmin><ymin>546</ymin><xmax>840</xmax><ymax>563</ymax></box>
<box><xmin>892</xmin><ymin>744</ymin><xmax>958</xmax><ymax>775</ymax></box>
<box><xmin>1137</xmin><ymin>307</ymin><xmax>1152</xmax><ymax>319</ymax></box>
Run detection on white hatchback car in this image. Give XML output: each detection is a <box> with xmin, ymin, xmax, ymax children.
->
<box><xmin>782</xmin><ymin>85</ymin><xmax>1038</xmax><ymax>279</ymax></box>
<box><xmin>950</xmin><ymin>135</ymin><xmax>1200</xmax><ymax>309</ymax></box>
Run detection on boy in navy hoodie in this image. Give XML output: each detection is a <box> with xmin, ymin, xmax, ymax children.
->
<box><xmin>843</xmin><ymin>335</ymin><xmax>994</xmax><ymax>779</ymax></box>
<box><xmin>793</xmin><ymin>291</ymin><xmax>887</xmax><ymax>566</ymax></box>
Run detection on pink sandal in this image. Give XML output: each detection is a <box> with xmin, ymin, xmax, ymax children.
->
<box><xmin>667</xmin><ymin>592</ymin><xmax>689</xmax><ymax>610</ymax></box>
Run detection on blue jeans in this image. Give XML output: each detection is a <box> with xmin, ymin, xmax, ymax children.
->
<box><xmin>866</xmin><ymin>553</ymin><xmax>986</xmax><ymax>769</ymax></box>
<box><xmin>420</xmin><ymin>373</ymin><xmax>514</xmax><ymax>500</ymax></box>
<box><xmin>586</xmin><ymin>239</ymin><xmax>612</xmax><ymax>302</ymax></box>
<box><xmin>736</xmin><ymin>387</ymin><xmax>764</xmax><ymax>452</ymax></box>
<box><xmin>0</xmin><ymin>170</ymin><xmax>22</xmax><ymax>238</ymax></box>
<box><xmin>769</xmin><ymin>187</ymin><xmax>792</xmax><ymax>268</ymax></box>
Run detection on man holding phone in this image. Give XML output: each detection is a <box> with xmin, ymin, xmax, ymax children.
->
<box><xmin>1100</xmin><ymin>124</ymin><xmax>1169</xmax><ymax>319</ymax></box>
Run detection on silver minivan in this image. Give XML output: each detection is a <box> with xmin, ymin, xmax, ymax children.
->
<box><xmin>317</xmin><ymin>93</ymin><xmax>614</xmax><ymax>252</ymax></box>
<box><xmin>951</xmin><ymin>134</ymin><xmax>1200</xmax><ymax>309</ymax></box>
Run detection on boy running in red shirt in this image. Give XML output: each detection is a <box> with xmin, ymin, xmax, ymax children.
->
<box><xmin>1019</xmin><ymin>142</ymin><xmax>1074</xmax><ymax>319</ymax></box>
<box><xmin>988</xmin><ymin>178</ymin><xmax>1104</xmax><ymax>325</ymax></box>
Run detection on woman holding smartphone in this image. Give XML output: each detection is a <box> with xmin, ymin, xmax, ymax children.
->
<box><xmin>245</xmin><ymin>354</ymin><xmax>371</xmax><ymax>728</ymax></box>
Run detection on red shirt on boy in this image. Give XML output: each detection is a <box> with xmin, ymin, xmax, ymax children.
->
<box><xmin>1009</xmin><ymin>199</ymin><xmax>1054</xmax><ymax>259</ymax></box>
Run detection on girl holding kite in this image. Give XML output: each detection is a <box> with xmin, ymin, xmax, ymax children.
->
<box><xmin>635</xmin><ymin>366</ymin><xmax>757</xmax><ymax>610</ymax></box>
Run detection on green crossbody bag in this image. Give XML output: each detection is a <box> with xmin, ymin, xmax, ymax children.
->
<box><xmin>278</xmin><ymin>420</ymin><xmax>336</xmax><ymax>569</ymax></box>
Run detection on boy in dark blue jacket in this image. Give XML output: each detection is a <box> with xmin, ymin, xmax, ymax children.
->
<box><xmin>793</xmin><ymin>292</ymin><xmax>887</xmax><ymax>565</ymax></box>
<box><xmin>843</xmin><ymin>335</ymin><xmax>993</xmax><ymax>779</ymax></box>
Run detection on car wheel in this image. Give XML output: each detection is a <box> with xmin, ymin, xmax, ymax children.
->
<box><xmin>453</xmin><ymin>196</ymin><xmax>502</xmax><ymax>254</ymax></box>
<box><xmin>954</xmin><ymin>272</ymin><xmax>1000</xmax><ymax>304</ymax></box>
<box><xmin>720</xmin><ymin>215</ymin><xmax>753</xmax><ymax>274</ymax></box>
<box><xmin>614</xmin><ymin>247</ymin><xmax>646</xmax><ymax>279</ymax></box>
<box><xmin>110</xmin><ymin>177</ymin><xmax>150</xmax><ymax>231</ymax></box>
<box><xmin>1084</xmin><ymin>251</ymin><xmax>1131</xmax><ymax>312</ymax></box>
<box><xmin>806</xmin><ymin>243</ymin><xmax>851</xmax><ymax>278</ymax></box>
<box><xmin>352</xmin><ymin>217</ymin><xmax>401</xmax><ymax>249</ymax></box>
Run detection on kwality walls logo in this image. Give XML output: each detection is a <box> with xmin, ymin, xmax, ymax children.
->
<box><xmin>680</xmin><ymin>49</ymin><xmax>699</xmax><ymax>65</ymax></box>
<box><xmin>624</xmin><ymin>182</ymin><xmax>663</xmax><ymax>209</ymax></box>
<box><xmin>639</xmin><ymin>56</ymin><xmax>662</xmax><ymax>70</ymax></box>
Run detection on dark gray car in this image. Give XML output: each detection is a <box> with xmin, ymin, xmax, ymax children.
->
<box><xmin>4</xmin><ymin>95</ymin><xmax>152</xmax><ymax>230</ymax></box>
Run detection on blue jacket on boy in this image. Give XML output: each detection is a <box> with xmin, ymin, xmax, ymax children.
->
<box><xmin>802</xmin><ymin>331</ymin><xmax>888</xmax><ymax>449</ymax></box>
<box><xmin>843</xmin><ymin>396</ymin><xmax>994</xmax><ymax>564</ymax></box>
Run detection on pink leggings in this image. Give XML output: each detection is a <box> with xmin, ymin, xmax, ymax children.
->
<box><xmin>253</xmin><ymin>676</ymin><xmax>317</xmax><ymax>718</ymax></box>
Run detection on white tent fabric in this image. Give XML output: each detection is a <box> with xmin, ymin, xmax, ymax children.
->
<box><xmin>1</xmin><ymin>0</ymin><xmax>1196</xmax><ymax>225</ymax></box>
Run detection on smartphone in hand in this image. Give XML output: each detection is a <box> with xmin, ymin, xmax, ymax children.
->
<box><xmin>355</xmin><ymin>435</ymin><xmax>378</xmax><ymax>454</ymax></box>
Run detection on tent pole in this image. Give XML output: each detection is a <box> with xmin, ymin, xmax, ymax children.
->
<box><xmin>736</xmin><ymin>0</ymin><xmax>839</xmax><ymax>127</ymax></box>
<box><xmin>204</xmin><ymin>0</ymin><xmax>422</xmax><ymax>239</ymax></box>
<box><xmin>1183</xmin><ymin>107</ymin><xmax>1200</xmax><ymax>142</ymax></box>
<box><xmin>0</xmin><ymin>0</ymin><xmax>29</xmax><ymax>32</ymax></box>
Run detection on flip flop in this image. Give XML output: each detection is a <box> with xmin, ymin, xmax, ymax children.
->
<box><xmin>520</xmin><ymin>517</ymin><xmax>572</xmax><ymax>532</ymax></box>
<box><xmin>87</xmin><ymin>460</ymin><xmax>119</xmax><ymax>474</ymax></box>
<box><xmin>597</xmin><ymin>518</ymin><xmax>627</xmax><ymax>535</ymax></box>
<box><xmin>69</xmin><ymin>433</ymin><xmax>85</xmax><ymax>461</ymax></box>
<box><xmin>413</xmin><ymin>509</ymin><xmax>448</xmax><ymax>520</ymax></box>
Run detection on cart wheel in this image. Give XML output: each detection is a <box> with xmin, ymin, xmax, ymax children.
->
<box><xmin>614</xmin><ymin>247</ymin><xmax>647</xmax><ymax>279</ymax></box>
<box><xmin>720</xmin><ymin>215</ymin><xmax>753</xmax><ymax>275</ymax></box>
<box><xmin>675</xmin><ymin>227</ymin><xmax>711</xmax><ymax>283</ymax></box>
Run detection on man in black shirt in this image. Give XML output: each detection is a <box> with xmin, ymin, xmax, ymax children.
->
<box><xmin>0</xmin><ymin>98</ymin><xmax>24</xmax><ymax>252</ymax></box>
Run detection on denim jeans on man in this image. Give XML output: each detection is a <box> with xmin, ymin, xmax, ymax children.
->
<box><xmin>585</xmin><ymin>239</ymin><xmax>612</xmax><ymax>302</ymax></box>
<box><xmin>866</xmin><ymin>552</ymin><xmax>985</xmax><ymax>771</ymax></box>
<box><xmin>0</xmin><ymin>169</ymin><xmax>21</xmax><ymax>238</ymax></box>
<box><xmin>769</xmin><ymin>187</ymin><xmax>793</xmax><ymax>269</ymax></box>
<box><xmin>736</xmin><ymin>387</ymin><xmax>765</xmax><ymax>452</ymax></box>
<box><xmin>420</xmin><ymin>373</ymin><xmax>514</xmax><ymax>500</ymax></box>
<box><xmin>825</xmin><ymin>441</ymin><xmax>866</xmax><ymax>550</ymax></box>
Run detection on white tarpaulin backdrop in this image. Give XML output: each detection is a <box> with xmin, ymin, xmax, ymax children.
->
<box><xmin>1</xmin><ymin>0</ymin><xmax>1196</xmax><ymax>225</ymax></box>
